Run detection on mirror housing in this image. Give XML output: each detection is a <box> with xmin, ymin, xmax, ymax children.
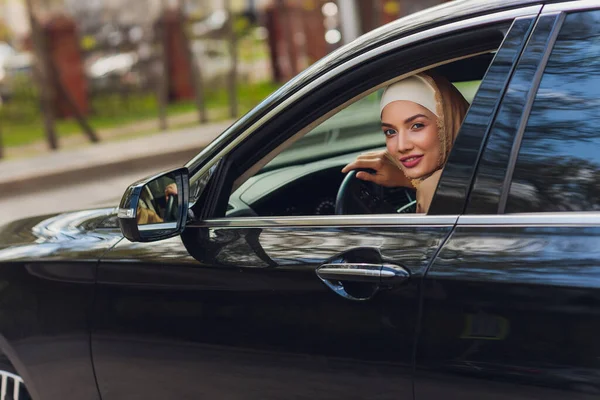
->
<box><xmin>117</xmin><ymin>167</ymin><xmax>189</xmax><ymax>242</ymax></box>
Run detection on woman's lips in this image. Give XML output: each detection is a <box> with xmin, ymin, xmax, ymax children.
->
<box><xmin>400</xmin><ymin>155</ymin><xmax>423</xmax><ymax>168</ymax></box>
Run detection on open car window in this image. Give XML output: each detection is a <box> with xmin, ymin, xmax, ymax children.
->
<box><xmin>224</xmin><ymin>63</ymin><xmax>485</xmax><ymax>218</ymax></box>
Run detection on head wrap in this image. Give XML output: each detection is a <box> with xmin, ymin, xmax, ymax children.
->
<box><xmin>381</xmin><ymin>72</ymin><xmax>470</xmax><ymax>187</ymax></box>
<box><xmin>380</xmin><ymin>75</ymin><xmax>438</xmax><ymax>117</ymax></box>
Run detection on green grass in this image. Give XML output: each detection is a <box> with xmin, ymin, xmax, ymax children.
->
<box><xmin>203</xmin><ymin>80</ymin><xmax>280</xmax><ymax>109</ymax></box>
<box><xmin>238</xmin><ymin>36</ymin><xmax>270</xmax><ymax>63</ymax></box>
<box><xmin>0</xmin><ymin>80</ymin><xmax>281</xmax><ymax>148</ymax></box>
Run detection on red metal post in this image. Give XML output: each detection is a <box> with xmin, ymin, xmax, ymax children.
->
<box><xmin>43</xmin><ymin>15</ymin><xmax>89</xmax><ymax>118</ymax></box>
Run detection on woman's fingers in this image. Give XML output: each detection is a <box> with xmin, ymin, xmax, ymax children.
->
<box><xmin>356</xmin><ymin>150</ymin><xmax>385</xmax><ymax>159</ymax></box>
<box><xmin>340</xmin><ymin>151</ymin><xmax>411</xmax><ymax>189</ymax></box>
<box><xmin>165</xmin><ymin>184</ymin><xmax>178</xmax><ymax>195</ymax></box>
<box><xmin>353</xmin><ymin>152</ymin><xmax>387</xmax><ymax>163</ymax></box>
<box><xmin>342</xmin><ymin>151</ymin><xmax>388</xmax><ymax>171</ymax></box>
<box><xmin>342</xmin><ymin>159</ymin><xmax>380</xmax><ymax>173</ymax></box>
<box><xmin>355</xmin><ymin>171</ymin><xmax>379</xmax><ymax>182</ymax></box>
<box><xmin>342</xmin><ymin>155</ymin><xmax>387</xmax><ymax>172</ymax></box>
<box><xmin>164</xmin><ymin>184</ymin><xmax>178</xmax><ymax>201</ymax></box>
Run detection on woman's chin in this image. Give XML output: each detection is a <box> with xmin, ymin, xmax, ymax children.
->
<box><xmin>403</xmin><ymin>170</ymin><xmax>425</xmax><ymax>180</ymax></box>
<box><xmin>403</xmin><ymin>166</ymin><xmax>436</xmax><ymax>181</ymax></box>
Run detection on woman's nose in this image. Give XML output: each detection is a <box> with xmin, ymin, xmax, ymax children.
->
<box><xmin>396</xmin><ymin>131</ymin><xmax>413</xmax><ymax>153</ymax></box>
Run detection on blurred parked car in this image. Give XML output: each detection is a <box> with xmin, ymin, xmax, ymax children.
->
<box><xmin>86</xmin><ymin>52</ymin><xmax>141</xmax><ymax>90</ymax></box>
<box><xmin>0</xmin><ymin>51</ymin><xmax>34</xmax><ymax>102</ymax></box>
<box><xmin>0</xmin><ymin>42</ymin><xmax>16</xmax><ymax>102</ymax></box>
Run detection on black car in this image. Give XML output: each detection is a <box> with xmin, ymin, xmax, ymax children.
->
<box><xmin>2</xmin><ymin>0</ymin><xmax>600</xmax><ymax>399</ymax></box>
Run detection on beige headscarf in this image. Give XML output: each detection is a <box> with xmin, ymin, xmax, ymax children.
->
<box><xmin>381</xmin><ymin>72</ymin><xmax>469</xmax><ymax>187</ymax></box>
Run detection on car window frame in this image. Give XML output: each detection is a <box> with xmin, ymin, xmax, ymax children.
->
<box><xmin>209</xmin><ymin>45</ymin><xmax>504</xmax><ymax>220</ymax></box>
<box><xmin>429</xmin><ymin>15</ymin><xmax>539</xmax><ymax>215</ymax></box>
<box><xmin>465</xmin><ymin>11</ymin><xmax>566</xmax><ymax>215</ymax></box>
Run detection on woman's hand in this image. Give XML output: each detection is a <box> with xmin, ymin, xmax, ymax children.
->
<box><xmin>164</xmin><ymin>183</ymin><xmax>178</xmax><ymax>201</ymax></box>
<box><xmin>341</xmin><ymin>151</ymin><xmax>411</xmax><ymax>188</ymax></box>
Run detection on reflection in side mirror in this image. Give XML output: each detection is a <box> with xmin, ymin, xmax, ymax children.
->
<box><xmin>117</xmin><ymin>167</ymin><xmax>189</xmax><ymax>242</ymax></box>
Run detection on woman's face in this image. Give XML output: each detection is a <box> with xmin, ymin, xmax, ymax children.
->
<box><xmin>381</xmin><ymin>100</ymin><xmax>441</xmax><ymax>180</ymax></box>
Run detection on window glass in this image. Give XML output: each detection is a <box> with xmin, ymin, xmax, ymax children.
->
<box><xmin>261</xmin><ymin>91</ymin><xmax>383</xmax><ymax>173</ymax></box>
<box><xmin>506</xmin><ymin>11</ymin><xmax>600</xmax><ymax>213</ymax></box>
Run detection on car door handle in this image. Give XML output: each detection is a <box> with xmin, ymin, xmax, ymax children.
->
<box><xmin>316</xmin><ymin>262</ymin><xmax>410</xmax><ymax>301</ymax></box>
<box><xmin>316</xmin><ymin>263</ymin><xmax>410</xmax><ymax>284</ymax></box>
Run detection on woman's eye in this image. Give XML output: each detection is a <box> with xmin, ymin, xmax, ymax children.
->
<box><xmin>383</xmin><ymin>129</ymin><xmax>397</xmax><ymax>137</ymax></box>
<box><xmin>411</xmin><ymin>123</ymin><xmax>425</xmax><ymax>130</ymax></box>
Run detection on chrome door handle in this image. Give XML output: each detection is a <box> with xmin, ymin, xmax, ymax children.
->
<box><xmin>316</xmin><ymin>263</ymin><xmax>409</xmax><ymax>284</ymax></box>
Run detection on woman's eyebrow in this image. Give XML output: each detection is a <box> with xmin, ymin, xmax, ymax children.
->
<box><xmin>404</xmin><ymin>114</ymin><xmax>429</xmax><ymax>124</ymax></box>
<box><xmin>381</xmin><ymin>122</ymin><xmax>395</xmax><ymax>128</ymax></box>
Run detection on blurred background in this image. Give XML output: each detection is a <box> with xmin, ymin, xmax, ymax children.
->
<box><xmin>0</xmin><ymin>0</ymin><xmax>451</xmax><ymax>159</ymax></box>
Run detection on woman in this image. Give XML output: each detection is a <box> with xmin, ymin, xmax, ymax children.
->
<box><xmin>342</xmin><ymin>72</ymin><xmax>469</xmax><ymax>213</ymax></box>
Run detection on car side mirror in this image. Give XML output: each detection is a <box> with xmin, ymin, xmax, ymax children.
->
<box><xmin>117</xmin><ymin>167</ymin><xmax>189</xmax><ymax>242</ymax></box>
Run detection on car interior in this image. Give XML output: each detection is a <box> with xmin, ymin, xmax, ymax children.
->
<box><xmin>225</xmin><ymin>52</ymin><xmax>496</xmax><ymax>218</ymax></box>
<box><xmin>139</xmin><ymin>174</ymin><xmax>177</xmax><ymax>222</ymax></box>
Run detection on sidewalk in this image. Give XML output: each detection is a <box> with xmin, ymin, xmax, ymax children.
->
<box><xmin>0</xmin><ymin>119</ymin><xmax>233</xmax><ymax>199</ymax></box>
<box><xmin>2</xmin><ymin>109</ymin><xmax>230</xmax><ymax>159</ymax></box>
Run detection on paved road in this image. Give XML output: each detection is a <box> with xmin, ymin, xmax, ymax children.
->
<box><xmin>0</xmin><ymin>163</ymin><xmax>175</xmax><ymax>227</ymax></box>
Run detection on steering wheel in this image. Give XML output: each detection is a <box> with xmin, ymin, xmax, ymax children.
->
<box><xmin>165</xmin><ymin>194</ymin><xmax>177</xmax><ymax>221</ymax></box>
<box><xmin>335</xmin><ymin>170</ymin><xmax>396</xmax><ymax>215</ymax></box>
<box><xmin>335</xmin><ymin>170</ymin><xmax>418</xmax><ymax>215</ymax></box>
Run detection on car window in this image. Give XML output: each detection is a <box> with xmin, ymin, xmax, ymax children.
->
<box><xmin>226</xmin><ymin>66</ymin><xmax>483</xmax><ymax>218</ymax></box>
<box><xmin>206</xmin><ymin>21</ymin><xmax>514</xmax><ymax>220</ymax></box>
<box><xmin>506</xmin><ymin>10</ymin><xmax>600</xmax><ymax>213</ymax></box>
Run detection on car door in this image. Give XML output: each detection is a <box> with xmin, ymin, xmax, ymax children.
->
<box><xmin>91</xmin><ymin>10</ymin><xmax>535</xmax><ymax>400</ymax></box>
<box><xmin>416</xmin><ymin>4</ymin><xmax>600</xmax><ymax>399</ymax></box>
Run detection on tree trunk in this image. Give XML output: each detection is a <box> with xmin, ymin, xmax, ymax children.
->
<box><xmin>46</xmin><ymin>56</ymin><xmax>99</xmax><ymax>142</ymax></box>
<box><xmin>278</xmin><ymin>0</ymin><xmax>298</xmax><ymax>78</ymax></box>
<box><xmin>0</xmin><ymin>114</ymin><xmax>4</xmax><ymax>159</ymax></box>
<box><xmin>372</xmin><ymin>0</ymin><xmax>382</xmax><ymax>31</ymax></box>
<box><xmin>25</xmin><ymin>0</ymin><xmax>58</xmax><ymax>150</ymax></box>
<box><xmin>178</xmin><ymin>0</ymin><xmax>207</xmax><ymax>123</ymax></box>
<box><xmin>225</xmin><ymin>0</ymin><xmax>238</xmax><ymax>118</ymax></box>
<box><xmin>157</xmin><ymin>1</ymin><xmax>170</xmax><ymax>131</ymax></box>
